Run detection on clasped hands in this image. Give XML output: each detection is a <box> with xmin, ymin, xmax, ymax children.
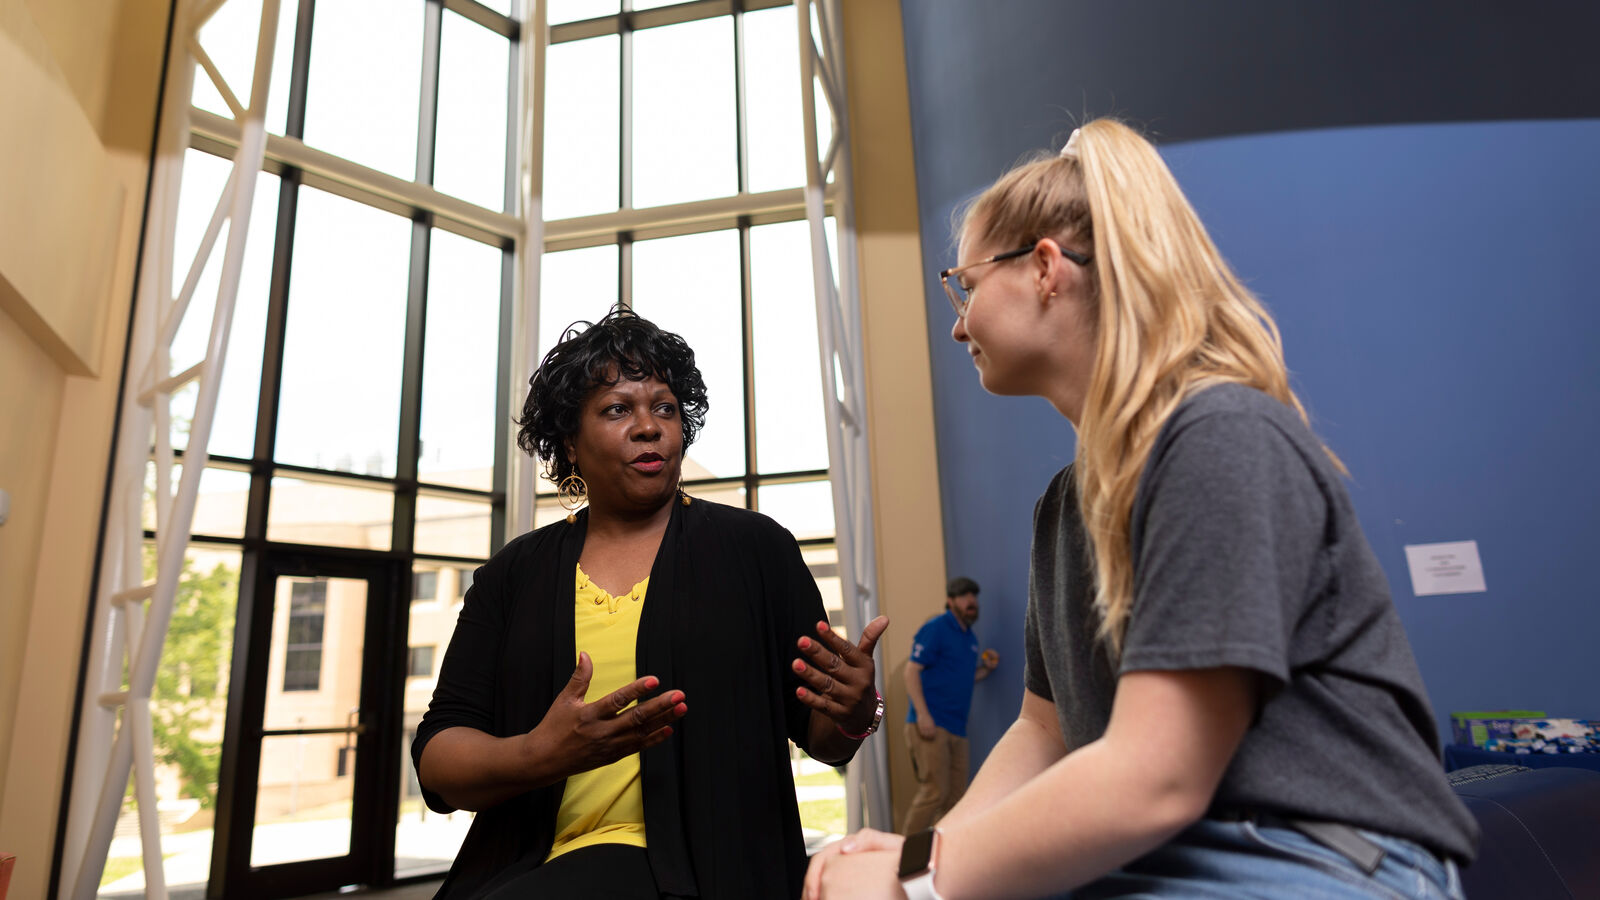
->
<box><xmin>792</xmin><ymin>616</ymin><xmax>890</xmax><ymax>736</ymax></box>
<box><xmin>804</xmin><ymin>827</ymin><xmax>908</xmax><ymax>900</ymax></box>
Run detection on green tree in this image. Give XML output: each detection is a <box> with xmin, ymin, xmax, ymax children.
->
<box><xmin>143</xmin><ymin>550</ymin><xmax>237</xmax><ymax>808</ymax></box>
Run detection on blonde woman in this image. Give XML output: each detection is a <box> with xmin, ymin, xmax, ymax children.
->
<box><xmin>806</xmin><ymin>119</ymin><xmax>1475</xmax><ymax>899</ymax></box>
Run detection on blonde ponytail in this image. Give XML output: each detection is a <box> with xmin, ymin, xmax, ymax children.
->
<box><xmin>964</xmin><ymin>119</ymin><xmax>1340</xmax><ymax>659</ymax></box>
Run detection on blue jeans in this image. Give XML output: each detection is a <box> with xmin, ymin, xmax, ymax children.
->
<box><xmin>1070</xmin><ymin>818</ymin><xmax>1464</xmax><ymax>899</ymax></box>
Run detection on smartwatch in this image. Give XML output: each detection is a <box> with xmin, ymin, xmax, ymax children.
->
<box><xmin>898</xmin><ymin>827</ymin><xmax>944</xmax><ymax>900</ymax></box>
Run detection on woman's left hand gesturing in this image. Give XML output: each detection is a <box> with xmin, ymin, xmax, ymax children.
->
<box><xmin>793</xmin><ymin>615</ymin><xmax>889</xmax><ymax>735</ymax></box>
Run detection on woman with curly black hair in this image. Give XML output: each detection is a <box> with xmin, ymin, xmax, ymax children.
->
<box><xmin>413</xmin><ymin>308</ymin><xmax>889</xmax><ymax>899</ymax></box>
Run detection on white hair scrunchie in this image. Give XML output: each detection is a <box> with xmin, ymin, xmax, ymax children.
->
<box><xmin>1060</xmin><ymin>128</ymin><xmax>1082</xmax><ymax>159</ymax></box>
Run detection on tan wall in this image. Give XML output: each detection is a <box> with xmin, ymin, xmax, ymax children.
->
<box><xmin>0</xmin><ymin>1</ymin><xmax>167</xmax><ymax>896</ymax></box>
<box><xmin>841</xmin><ymin>0</ymin><xmax>951</xmax><ymax>832</ymax></box>
<box><xmin>0</xmin><ymin>0</ymin><xmax>130</xmax><ymax>375</ymax></box>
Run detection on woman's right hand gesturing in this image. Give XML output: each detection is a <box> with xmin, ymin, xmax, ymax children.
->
<box><xmin>417</xmin><ymin>652</ymin><xmax>687</xmax><ymax>811</ymax></box>
<box><xmin>525</xmin><ymin>651</ymin><xmax>688</xmax><ymax>781</ymax></box>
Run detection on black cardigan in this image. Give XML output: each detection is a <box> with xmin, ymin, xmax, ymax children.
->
<box><xmin>411</xmin><ymin>498</ymin><xmax>841</xmax><ymax>899</ymax></box>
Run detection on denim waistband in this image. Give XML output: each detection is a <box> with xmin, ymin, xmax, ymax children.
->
<box><xmin>1210</xmin><ymin>808</ymin><xmax>1385</xmax><ymax>874</ymax></box>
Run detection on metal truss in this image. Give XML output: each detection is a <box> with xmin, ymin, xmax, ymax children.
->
<box><xmin>796</xmin><ymin>0</ymin><xmax>890</xmax><ymax>833</ymax></box>
<box><xmin>60</xmin><ymin>1</ymin><xmax>282</xmax><ymax>896</ymax></box>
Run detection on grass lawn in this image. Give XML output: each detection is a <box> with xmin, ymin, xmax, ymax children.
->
<box><xmin>100</xmin><ymin>854</ymin><xmax>174</xmax><ymax>886</ymax></box>
<box><xmin>798</xmin><ymin>797</ymin><xmax>847</xmax><ymax>836</ymax></box>
<box><xmin>794</xmin><ymin>769</ymin><xmax>845</xmax><ymax>787</ymax></box>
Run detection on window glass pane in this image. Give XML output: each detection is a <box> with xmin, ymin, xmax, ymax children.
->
<box><xmin>801</xmin><ymin>544</ymin><xmax>843</xmax><ymax>626</ymax></box>
<box><xmin>421</xmin><ymin>231</ymin><xmax>502</xmax><ymax>491</ymax></box>
<box><xmin>412</xmin><ymin>570</ymin><xmax>438</xmax><ymax>602</ymax></box>
<box><xmin>538</xmin><ymin>245</ymin><xmax>619</xmax><ymax>363</ymax></box>
<box><xmin>168</xmin><ymin>150</ymin><xmax>280</xmax><ymax>460</ymax></box>
<box><xmin>750</xmin><ymin>220</ymin><xmax>828</xmax><ymax>473</ymax></box>
<box><xmin>274</xmin><ymin>187</ymin><xmax>411</xmax><ymax>476</ymax></box>
<box><xmin>407</xmin><ymin>645</ymin><xmax>436</xmax><ymax>677</ymax></box>
<box><xmin>302</xmin><ymin>0</ymin><xmax>423</xmax><ymax>179</ymax></box>
<box><xmin>267</xmin><ymin>476</ymin><xmax>394</xmax><ymax>550</ymax></box>
<box><xmin>756</xmin><ymin>479</ymin><xmax>834</xmax><ymax>541</ymax></box>
<box><xmin>795</xmin><ymin>752</ymin><xmax>846</xmax><ymax>842</ymax></box>
<box><xmin>415</xmin><ymin>493</ymin><xmax>493</xmax><ymax>559</ymax></box>
<box><xmin>631</xmin><ymin>230</ymin><xmax>744</xmax><ymax>479</ymax></box>
<box><xmin>683</xmin><ymin>482</ymin><xmax>746</xmax><ymax>510</ymax></box>
<box><xmin>190</xmin><ymin>0</ymin><xmax>298</xmax><ymax>135</ymax></box>
<box><xmin>547</xmin><ymin>0</ymin><xmax>617</xmax><ymax>24</ymax></box>
<box><xmin>532</xmin><ymin>243</ymin><xmax>618</xmax><ymax>492</ymax></box>
<box><xmin>543</xmin><ymin>35</ymin><xmax>619</xmax><ymax>219</ymax></box>
<box><xmin>477</xmin><ymin>0</ymin><xmax>514</xmax><ymax>15</ymax></box>
<box><xmin>533</xmin><ymin>498</ymin><xmax>568</xmax><ymax>530</ymax></box>
<box><xmin>632</xmin><ymin>17</ymin><xmax>736</xmax><ymax>208</ymax></box>
<box><xmin>254</xmin><ymin>574</ymin><xmax>368</xmax><ymax>866</ymax></box>
<box><xmin>743</xmin><ymin>7</ymin><xmax>805</xmax><ymax>193</ymax></box>
<box><xmin>806</xmin><ymin>5</ymin><xmax>834</xmax><ymax>181</ymax></box>
<box><xmin>397</xmin><ymin>565</ymin><xmax>475</xmax><ymax>878</ymax></box>
<box><xmin>249</xmin><ymin>734</ymin><xmax>354</xmax><ymax>866</ymax></box>
<box><xmin>812</xmin><ymin>76</ymin><xmax>833</xmax><ymax>185</ymax></box>
<box><xmin>145</xmin><ymin>463</ymin><xmax>253</xmax><ymax>539</ymax></box>
<box><xmin>102</xmin><ymin>544</ymin><xmax>241</xmax><ymax>896</ymax></box>
<box><xmin>435</xmin><ymin>12</ymin><xmax>510</xmax><ymax>211</ymax></box>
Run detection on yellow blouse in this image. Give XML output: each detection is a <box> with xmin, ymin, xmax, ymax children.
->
<box><xmin>545</xmin><ymin>563</ymin><xmax>649</xmax><ymax>862</ymax></box>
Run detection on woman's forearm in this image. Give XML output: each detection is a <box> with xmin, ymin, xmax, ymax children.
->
<box><xmin>934</xmin><ymin>669</ymin><xmax>1256</xmax><ymax>900</ymax></box>
<box><xmin>936</xmin><ymin>737</ymin><xmax>1199</xmax><ymax>899</ymax></box>
<box><xmin>938</xmin><ymin>690</ymin><xmax>1066</xmax><ymax>829</ymax></box>
<box><xmin>418</xmin><ymin>725</ymin><xmax>562</xmax><ymax>811</ymax></box>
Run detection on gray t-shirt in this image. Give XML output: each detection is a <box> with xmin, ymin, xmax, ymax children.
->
<box><xmin>1024</xmin><ymin>383</ymin><xmax>1478</xmax><ymax>862</ymax></box>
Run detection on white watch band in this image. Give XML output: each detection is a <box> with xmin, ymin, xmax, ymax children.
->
<box><xmin>900</xmin><ymin>871</ymin><xmax>945</xmax><ymax>900</ymax></box>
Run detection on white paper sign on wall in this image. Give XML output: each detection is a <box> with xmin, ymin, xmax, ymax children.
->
<box><xmin>1403</xmin><ymin>540</ymin><xmax>1487</xmax><ymax>596</ymax></box>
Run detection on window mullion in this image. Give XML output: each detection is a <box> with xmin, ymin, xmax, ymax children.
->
<box><xmin>416</xmin><ymin>0</ymin><xmax>445</xmax><ymax>185</ymax></box>
<box><xmin>285</xmin><ymin>0</ymin><xmax>316</xmax><ymax>139</ymax></box>
<box><xmin>732</xmin><ymin>2</ymin><xmax>751</xmax><ymax>195</ymax></box>
<box><xmin>619</xmin><ymin>231</ymin><xmax>634</xmax><ymax>307</ymax></box>
<box><xmin>739</xmin><ymin>218</ymin><xmax>757</xmax><ymax>501</ymax></box>
<box><xmin>394</xmin><ymin>0</ymin><xmax>447</xmax><ymax>558</ymax></box>
<box><xmin>619</xmin><ymin>15</ymin><xmax>634</xmax><ymax>210</ymax></box>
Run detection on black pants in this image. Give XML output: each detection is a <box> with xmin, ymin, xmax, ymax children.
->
<box><xmin>478</xmin><ymin>844</ymin><xmax>660</xmax><ymax>899</ymax></box>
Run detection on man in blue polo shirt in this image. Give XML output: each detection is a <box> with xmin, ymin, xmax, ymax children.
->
<box><xmin>902</xmin><ymin>576</ymin><xmax>997</xmax><ymax>833</ymax></box>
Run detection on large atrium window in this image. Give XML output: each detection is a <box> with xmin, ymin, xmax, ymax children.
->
<box><xmin>121</xmin><ymin>0</ymin><xmax>518</xmax><ymax>893</ymax></box>
<box><xmin>113</xmin><ymin>0</ymin><xmax>844</xmax><ymax>894</ymax></box>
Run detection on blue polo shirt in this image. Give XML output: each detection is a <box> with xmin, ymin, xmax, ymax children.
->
<box><xmin>905</xmin><ymin>610</ymin><xmax>981</xmax><ymax>737</ymax></box>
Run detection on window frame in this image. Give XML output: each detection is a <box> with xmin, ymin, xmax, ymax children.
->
<box><xmin>539</xmin><ymin>1</ymin><xmax>840</xmax><ymax>569</ymax></box>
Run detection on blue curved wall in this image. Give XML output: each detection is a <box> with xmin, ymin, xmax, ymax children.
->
<box><xmin>901</xmin><ymin>1</ymin><xmax>1600</xmax><ymax>769</ymax></box>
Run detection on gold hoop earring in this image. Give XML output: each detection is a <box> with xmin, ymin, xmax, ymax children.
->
<box><xmin>559</xmin><ymin>473</ymin><xmax>587</xmax><ymax>524</ymax></box>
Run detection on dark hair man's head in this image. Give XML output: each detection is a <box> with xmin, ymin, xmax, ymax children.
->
<box><xmin>946</xmin><ymin>576</ymin><xmax>979</xmax><ymax>627</ymax></box>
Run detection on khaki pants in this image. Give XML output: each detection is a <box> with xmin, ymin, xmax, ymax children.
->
<box><xmin>902</xmin><ymin>722</ymin><xmax>970</xmax><ymax>834</ymax></box>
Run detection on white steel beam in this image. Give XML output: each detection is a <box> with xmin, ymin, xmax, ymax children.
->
<box><xmin>796</xmin><ymin>0</ymin><xmax>890</xmax><ymax>834</ymax></box>
<box><xmin>509</xmin><ymin>0</ymin><xmax>549</xmax><ymax>540</ymax></box>
<box><xmin>62</xmin><ymin>1</ymin><xmax>282</xmax><ymax>896</ymax></box>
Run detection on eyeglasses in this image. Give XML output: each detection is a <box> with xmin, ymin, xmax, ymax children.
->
<box><xmin>939</xmin><ymin>242</ymin><xmax>1092</xmax><ymax>318</ymax></box>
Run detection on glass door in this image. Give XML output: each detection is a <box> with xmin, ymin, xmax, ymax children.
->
<box><xmin>212</xmin><ymin>552</ymin><xmax>402</xmax><ymax>899</ymax></box>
